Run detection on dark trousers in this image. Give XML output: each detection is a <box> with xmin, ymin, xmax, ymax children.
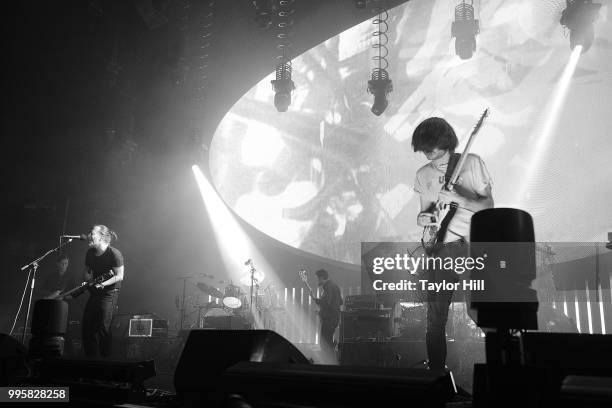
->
<box><xmin>82</xmin><ymin>289</ymin><xmax>119</xmax><ymax>358</ymax></box>
<box><xmin>320</xmin><ymin>315</ymin><xmax>339</xmax><ymax>361</ymax></box>
<box><xmin>425</xmin><ymin>240</ymin><xmax>467</xmax><ymax>370</ymax></box>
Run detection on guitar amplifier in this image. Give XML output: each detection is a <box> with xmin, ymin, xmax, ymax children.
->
<box><xmin>340</xmin><ymin>309</ymin><xmax>393</xmax><ymax>342</ymax></box>
<box><xmin>129</xmin><ymin>319</ymin><xmax>153</xmax><ymax>337</ymax></box>
<box><xmin>128</xmin><ymin>318</ymin><xmax>169</xmax><ymax>338</ymax></box>
<box><xmin>344</xmin><ymin>295</ymin><xmax>377</xmax><ymax>311</ymax></box>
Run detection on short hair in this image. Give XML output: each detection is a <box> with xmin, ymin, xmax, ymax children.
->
<box><xmin>91</xmin><ymin>224</ymin><xmax>118</xmax><ymax>244</ymax></box>
<box><xmin>315</xmin><ymin>269</ymin><xmax>329</xmax><ymax>280</ymax></box>
<box><xmin>57</xmin><ymin>254</ymin><xmax>69</xmax><ymax>263</ymax></box>
<box><xmin>411</xmin><ymin>117</ymin><xmax>458</xmax><ymax>153</ymax></box>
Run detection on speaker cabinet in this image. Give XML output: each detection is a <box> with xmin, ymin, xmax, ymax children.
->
<box><xmin>174</xmin><ymin>329</ymin><xmax>308</xmax><ymax>405</ymax></box>
<box><xmin>223</xmin><ymin>361</ymin><xmax>455</xmax><ymax>408</ymax></box>
<box><xmin>37</xmin><ymin>358</ymin><xmax>155</xmax><ymax>403</ymax></box>
<box><xmin>340</xmin><ymin>340</ymin><xmax>427</xmax><ymax>368</ymax></box>
<box><xmin>0</xmin><ymin>333</ymin><xmax>28</xmax><ymax>386</ymax></box>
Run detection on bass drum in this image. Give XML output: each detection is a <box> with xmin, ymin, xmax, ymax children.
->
<box><xmin>223</xmin><ymin>284</ymin><xmax>243</xmax><ymax>309</ymax></box>
<box><xmin>223</xmin><ymin>297</ymin><xmax>242</xmax><ymax>309</ymax></box>
<box><xmin>201</xmin><ymin>307</ymin><xmax>231</xmax><ymax>329</ymax></box>
<box><xmin>204</xmin><ymin>308</ymin><xmax>230</xmax><ymax>317</ymax></box>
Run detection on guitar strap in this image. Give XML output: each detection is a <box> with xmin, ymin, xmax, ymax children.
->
<box><xmin>433</xmin><ymin>153</ymin><xmax>462</xmax><ymax>252</ymax></box>
<box><xmin>443</xmin><ymin>153</ymin><xmax>461</xmax><ymax>187</ymax></box>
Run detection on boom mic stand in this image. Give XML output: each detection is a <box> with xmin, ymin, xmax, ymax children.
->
<box><xmin>248</xmin><ymin>261</ymin><xmax>256</xmax><ymax>311</ymax></box>
<box><xmin>18</xmin><ymin>239</ymin><xmax>74</xmax><ymax>344</ymax></box>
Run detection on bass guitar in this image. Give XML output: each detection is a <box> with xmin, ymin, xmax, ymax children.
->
<box><xmin>298</xmin><ymin>269</ymin><xmax>320</xmax><ymax>312</ymax></box>
<box><xmin>50</xmin><ymin>270</ymin><xmax>115</xmax><ymax>300</ymax></box>
<box><xmin>422</xmin><ymin>108</ymin><xmax>489</xmax><ymax>255</ymax></box>
<box><xmin>298</xmin><ymin>269</ymin><xmax>315</xmax><ymax>297</ymax></box>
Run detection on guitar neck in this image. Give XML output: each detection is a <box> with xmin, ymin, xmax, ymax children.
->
<box><xmin>55</xmin><ymin>271</ymin><xmax>115</xmax><ymax>299</ymax></box>
<box><xmin>61</xmin><ymin>285</ymin><xmax>86</xmax><ymax>298</ymax></box>
<box><xmin>304</xmin><ymin>281</ymin><xmax>315</xmax><ymax>297</ymax></box>
<box><xmin>448</xmin><ymin>108</ymin><xmax>489</xmax><ymax>187</ymax></box>
<box><xmin>299</xmin><ymin>272</ymin><xmax>316</xmax><ymax>298</ymax></box>
<box><xmin>448</xmin><ymin>138</ymin><xmax>476</xmax><ymax>187</ymax></box>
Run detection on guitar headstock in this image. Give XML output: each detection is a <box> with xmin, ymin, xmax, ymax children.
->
<box><xmin>473</xmin><ymin>108</ymin><xmax>489</xmax><ymax>134</ymax></box>
<box><xmin>298</xmin><ymin>269</ymin><xmax>307</xmax><ymax>282</ymax></box>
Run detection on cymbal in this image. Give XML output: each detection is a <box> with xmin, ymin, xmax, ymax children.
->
<box><xmin>196</xmin><ymin>282</ymin><xmax>224</xmax><ymax>298</ymax></box>
<box><xmin>239</xmin><ymin>270</ymin><xmax>265</xmax><ymax>286</ymax></box>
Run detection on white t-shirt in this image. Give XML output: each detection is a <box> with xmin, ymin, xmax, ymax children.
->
<box><xmin>413</xmin><ymin>153</ymin><xmax>492</xmax><ymax>241</ymax></box>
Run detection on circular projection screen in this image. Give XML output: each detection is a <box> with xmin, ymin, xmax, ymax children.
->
<box><xmin>210</xmin><ymin>0</ymin><xmax>612</xmax><ymax>265</ymax></box>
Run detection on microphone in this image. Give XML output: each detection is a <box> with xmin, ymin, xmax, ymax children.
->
<box><xmin>61</xmin><ymin>234</ymin><xmax>87</xmax><ymax>241</ymax></box>
<box><xmin>244</xmin><ymin>259</ymin><xmax>252</xmax><ymax>266</ymax></box>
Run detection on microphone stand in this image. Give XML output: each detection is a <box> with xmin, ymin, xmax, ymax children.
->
<box><xmin>249</xmin><ymin>263</ymin><xmax>256</xmax><ymax>312</ymax></box>
<box><xmin>18</xmin><ymin>239</ymin><xmax>74</xmax><ymax>344</ymax></box>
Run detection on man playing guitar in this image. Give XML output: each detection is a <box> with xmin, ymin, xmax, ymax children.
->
<box><xmin>299</xmin><ymin>269</ymin><xmax>343</xmax><ymax>363</ymax></box>
<box><xmin>82</xmin><ymin>224</ymin><xmax>124</xmax><ymax>358</ymax></box>
<box><xmin>412</xmin><ymin>116</ymin><xmax>493</xmax><ymax>370</ymax></box>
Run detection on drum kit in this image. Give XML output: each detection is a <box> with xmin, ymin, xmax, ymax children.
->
<box><xmin>190</xmin><ymin>260</ymin><xmax>278</xmax><ymax>328</ymax></box>
<box><xmin>195</xmin><ymin>280</ymin><xmax>248</xmax><ymax>322</ymax></box>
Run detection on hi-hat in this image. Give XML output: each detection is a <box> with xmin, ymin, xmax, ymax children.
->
<box><xmin>239</xmin><ymin>270</ymin><xmax>265</xmax><ymax>286</ymax></box>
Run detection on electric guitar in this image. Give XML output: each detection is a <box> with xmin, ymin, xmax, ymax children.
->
<box><xmin>298</xmin><ymin>269</ymin><xmax>315</xmax><ymax>297</ymax></box>
<box><xmin>50</xmin><ymin>270</ymin><xmax>115</xmax><ymax>300</ymax></box>
<box><xmin>298</xmin><ymin>269</ymin><xmax>320</xmax><ymax>312</ymax></box>
<box><xmin>421</xmin><ymin>108</ymin><xmax>489</xmax><ymax>255</ymax></box>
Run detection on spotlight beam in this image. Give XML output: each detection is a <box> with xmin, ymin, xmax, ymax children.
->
<box><xmin>192</xmin><ymin>164</ymin><xmax>251</xmax><ymax>270</ymax></box>
<box><xmin>517</xmin><ymin>45</ymin><xmax>582</xmax><ymax>208</ymax></box>
<box><xmin>191</xmin><ymin>165</ymin><xmax>318</xmax><ymax>343</ymax></box>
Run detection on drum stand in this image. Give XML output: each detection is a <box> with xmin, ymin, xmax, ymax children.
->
<box><xmin>197</xmin><ymin>304</ymin><xmax>207</xmax><ymax>328</ymax></box>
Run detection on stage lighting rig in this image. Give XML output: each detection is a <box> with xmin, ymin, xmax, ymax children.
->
<box><xmin>368</xmin><ymin>77</ymin><xmax>392</xmax><ymax>116</ymax></box>
<box><xmin>368</xmin><ymin>6</ymin><xmax>392</xmax><ymax>116</ymax></box>
<box><xmin>270</xmin><ymin>0</ymin><xmax>296</xmax><ymax>112</ymax></box>
<box><xmin>271</xmin><ymin>61</ymin><xmax>295</xmax><ymax>112</ymax></box>
<box><xmin>451</xmin><ymin>0</ymin><xmax>479</xmax><ymax>60</ymax></box>
<box><xmin>252</xmin><ymin>0</ymin><xmax>272</xmax><ymax>29</ymax></box>
<box><xmin>560</xmin><ymin>0</ymin><xmax>601</xmax><ymax>53</ymax></box>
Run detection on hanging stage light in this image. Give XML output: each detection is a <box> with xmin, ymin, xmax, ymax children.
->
<box><xmin>368</xmin><ymin>6</ymin><xmax>392</xmax><ymax>116</ymax></box>
<box><xmin>560</xmin><ymin>0</ymin><xmax>601</xmax><ymax>53</ymax></box>
<box><xmin>271</xmin><ymin>61</ymin><xmax>295</xmax><ymax>112</ymax></box>
<box><xmin>354</xmin><ymin>0</ymin><xmax>367</xmax><ymax>9</ymax></box>
<box><xmin>368</xmin><ymin>76</ymin><xmax>392</xmax><ymax>116</ymax></box>
<box><xmin>451</xmin><ymin>0</ymin><xmax>479</xmax><ymax>60</ymax></box>
<box><xmin>270</xmin><ymin>0</ymin><xmax>295</xmax><ymax>112</ymax></box>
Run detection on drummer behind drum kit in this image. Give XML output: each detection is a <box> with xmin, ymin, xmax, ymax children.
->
<box><xmin>195</xmin><ymin>281</ymin><xmax>248</xmax><ymax>326</ymax></box>
<box><xmin>193</xmin><ymin>263</ymin><xmax>273</xmax><ymax>329</ymax></box>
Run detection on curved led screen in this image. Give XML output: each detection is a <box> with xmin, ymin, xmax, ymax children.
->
<box><xmin>210</xmin><ymin>1</ymin><xmax>612</xmax><ymax>264</ymax></box>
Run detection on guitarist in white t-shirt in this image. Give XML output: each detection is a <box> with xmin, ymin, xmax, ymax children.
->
<box><xmin>412</xmin><ymin>116</ymin><xmax>493</xmax><ymax>370</ymax></box>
